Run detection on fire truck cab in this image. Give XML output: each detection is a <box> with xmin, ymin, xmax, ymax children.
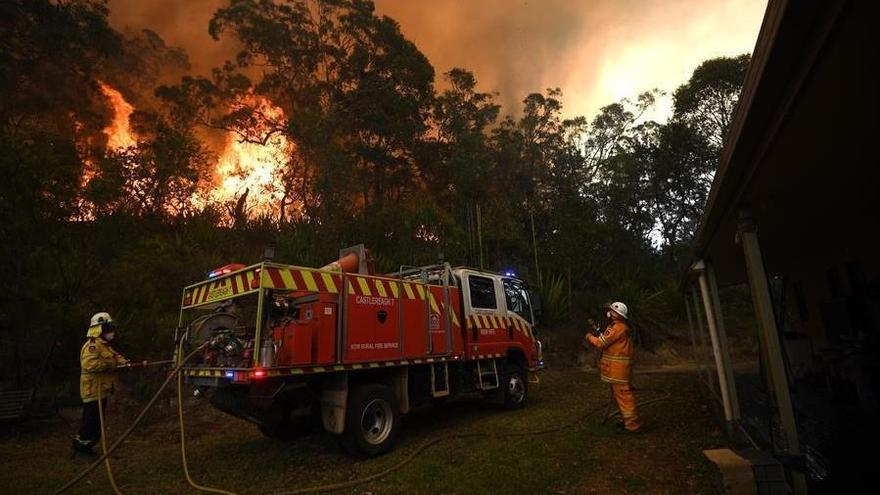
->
<box><xmin>175</xmin><ymin>246</ymin><xmax>543</xmax><ymax>457</ymax></box>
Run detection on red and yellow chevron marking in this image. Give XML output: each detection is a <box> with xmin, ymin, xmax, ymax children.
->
<box><xmin>263</xmin><ymin>269</ymin><xmax>454</xmax><ymax>314</ymax></box>
<box><xmin>262</xmin><ymin>266</ymin><xmax>341</xmax><ymax>294</ymax></box>
<box><xmin>465</xmin><ymin>314</ymin><xmax>535</xmax><ymax>339</ymax></box>
<box><xmin>183</xmin><ymin>268</ymin><xmax>261</xmax><ymax>308</ymax></box>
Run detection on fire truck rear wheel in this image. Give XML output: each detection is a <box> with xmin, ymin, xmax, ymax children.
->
<box><xmin>502</xmin><ymin>362</ymin><xmax>528</xmax><ymax>409</ymax></box>
<box><xmin>340</xmin><ymin>383</ymin><xmax>399</xmax><ymax>458</ymax></box>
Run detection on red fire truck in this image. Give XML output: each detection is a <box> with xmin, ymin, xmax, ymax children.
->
<box><xmin>176</xmin><ymin>245</ymin><xmax>543</xmax><ymax>457</ymax></box>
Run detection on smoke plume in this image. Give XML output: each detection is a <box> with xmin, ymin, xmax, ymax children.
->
<box><xmin>107</xmin><ymin>0</ymin><xmax>765</xmax><ymax>119</ymax></box>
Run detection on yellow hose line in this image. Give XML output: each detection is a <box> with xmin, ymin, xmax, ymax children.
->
<box><xmin>52</xmin><ymin>344</ymin><xmax>206</xmax><ymax>495</ymax></box>
<box><xmin>61</xmin><ymin>344</ymin><xmax>672</xmax><ymax>495</ymax></box>
<box><xmin>270</xmin><ymin>391</ymin><xmax>673</xmax><ymax>495</ymax></box>
<box><xmin>176</xmin><ymin>341</ymin><xmax>239</xmax><ymax>495</ymax></box>
<box><xmin>97</xmin><ymin>391</ymin><xmax>124</xmax><ymax>495</ymax></box>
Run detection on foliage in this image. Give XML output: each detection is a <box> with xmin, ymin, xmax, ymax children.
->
<box><xmin>673</xmin><ymin>54</ymin><xmax>751</xmax><ymax>149</ymax></box>
<box><xmin>535</xmin><ymin>272</ymin><xmax>570</xmax><ymax>325</ymax></box>
<box><xmin>0</xmin><ymin>0</ymin><xmax>750</xmax><ymax>392</ymax></box>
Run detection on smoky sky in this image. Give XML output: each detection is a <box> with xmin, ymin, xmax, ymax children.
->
<box><xmin>107</xmin><ymin>0</ymin><xmax>766</xmax><ymax>120</ymax></box>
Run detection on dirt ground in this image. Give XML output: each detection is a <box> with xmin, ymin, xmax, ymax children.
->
<box><xmin>1</xmin><ymin>369</ymin><xmax>725</xmax><ymax>494</ymax></box>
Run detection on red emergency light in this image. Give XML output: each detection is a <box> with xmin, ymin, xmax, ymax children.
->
<box><xmin>207</xmin><ymin>263</ymin><xmax>246</xmax><ymax>279</ymax></box>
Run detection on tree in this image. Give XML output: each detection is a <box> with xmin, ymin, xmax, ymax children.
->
<box><xmin>0</xmin><ymin>0</ymin><xmax>122</xmax><ymax>386</ymax></box>
<box><xmin>642</xmin><ymin>121</ymin><xmax>715</xmax><ymax>261</ymax></box>
<box><xmin>85</xmin><ymin>112</ymin><xmax>213</xmax><ymax>218</ymax></box>
<box><xmin>672</xmin><ymin>54</ymin><xmax>750</xmax><ymax>149</ymax></box>
<box><xmin>189</xmin><ymin>0</ymin><xmax>436</xmax><ymax>235</ymax></box>
<box><xmin>424</xmin><ymin>68</ymin><xmax>499</xmax><ymax>263</ymax></box>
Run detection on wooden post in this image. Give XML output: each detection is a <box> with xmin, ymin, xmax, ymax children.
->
<box><xmin>737</xmin><ymin>210</ymin><xmax>807</xmax><ymax>495</ymax></box>
<box><xmin>691</xmin><ymin>287</ymin><xmax>716</xmax><ymax>394</ymax></box>
<box><xmin>693</xmin><ymin>260</ymin><xmax>740</xmax><ymax>423</ymax></box>
<box><xmin>684</xmin><ymin>292</ymin><xmax>702</xmax><ymax>380</ymax></box>
<box><xmin>707</xmin><ymin>261</ymin><xmax>741</xmax><ymax>419</ymax></box>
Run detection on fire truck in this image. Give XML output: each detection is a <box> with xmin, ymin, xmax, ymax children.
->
<box><xmin>176</xmin><ymin>245</ymin><xmax>543</xmax><ymax>457</ymax></box>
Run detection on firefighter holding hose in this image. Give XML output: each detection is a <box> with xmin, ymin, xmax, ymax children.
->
<box><xmin>71</xmin><ymin>312</ymin><xmax>130</xmax><ymax>459</ymax></box>
<box><xmin>586</xmin><ymin>302</ymin><xmax>640</xmax><ymax>433</ymax></box>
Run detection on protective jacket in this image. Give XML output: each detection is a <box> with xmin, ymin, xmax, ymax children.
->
<box><xmin>80</xmin><ymin>337</ymin><xmax>128</xmax><ymax>402</ymax></box>
<box><xmin>588</xmin><ymin>319</ymin><xmax>633</xmax><ymax>384</ymax></box>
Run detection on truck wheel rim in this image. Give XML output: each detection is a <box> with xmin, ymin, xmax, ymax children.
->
<box><xmin>508</xmin><ymin>374</ymin><xmax>525</xmax><ymax>404</ymax></box>
<box><xmin>361</xmin><ymin>399</ymin><xmax>393</xmax><ymax>445</ymax></box>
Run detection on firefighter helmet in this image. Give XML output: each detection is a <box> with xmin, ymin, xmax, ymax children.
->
<box><xmin>609</xmin><ymin>301</ymin><xmax>628</xmax><ymax>319</ymax></box>
<box><xmin>86</xmin><ymin>312</ymin><xmax>115</xmax><ymax>338</ymax></box>
<box><xmin>90</xmin><ymin>312</ymin><xmax>113</xmax><ymax>326</ymax></box>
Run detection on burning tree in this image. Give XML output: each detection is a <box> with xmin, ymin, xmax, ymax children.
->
<box><xmin>161</xmin><ymin>0</ymin><xmax>436</xmax><ymax>231</ymax></box>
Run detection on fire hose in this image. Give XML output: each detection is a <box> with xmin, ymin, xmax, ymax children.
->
<box><xmin>55</xmin><ymin>344</ymin><xmax>670</xmax><ymax>495</ymax></box>
<box><xmin>52</xmin><ymin>344</ymin><xmax>208</xmax><ymax>495</ymax></box>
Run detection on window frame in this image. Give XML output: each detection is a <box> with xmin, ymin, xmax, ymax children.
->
<box><xmin>467</xmin><ymin>274</ymin><xmax>499</xmax><ymax>310</ymax></box>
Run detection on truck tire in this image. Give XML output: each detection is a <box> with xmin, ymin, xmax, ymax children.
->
<box><xmin>340</xmin><ymin>383</ymin><xmax>399</xmax><ymax>458</ymax></box>
<box><xmin>501</xmin><ymin>362</ymin><xmax>528</xmax><ymax>409</ymax></box>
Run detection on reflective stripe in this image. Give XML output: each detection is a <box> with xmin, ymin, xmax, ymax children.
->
<box><xmin>428</xmin><ymin>292</ymin><xmax>441</xmax><ymax>313</ymax></box>
<box><xmin>403</xmin><ymin>283</ymin><xmax>415</xmax><ymax>299</ymax></box>
<box><xmin>300</xmin><ymin>270</ymin><xmax>319</xmax><ymax>291</ymax></box>
<box><xmin>321</xmin><ymin>272</ymin><xmax>338</xmax><ymax>293</ymax></box>
<box><xmin>280</xmin><ymin>269</ymin><xmax>297</xmax><ymax>289</ymax></box>
<box><xmin>357</xmin><ymin>277</ymin><xmax>372</xmax><ymax>296</ymax></box>
<box><xmin>600</xmin><ymin>354</ymin><xmax>632</xmax><ymax>362</ymax></box>
<box><xmin>601</xmin><ymin>376</ymin><xmax>629</xmax><ymax>384</ymax></box>
<box><xmin>374</xmin><ymin>279</ymin><xmax>388</xmax><ymax>297</ymax></box>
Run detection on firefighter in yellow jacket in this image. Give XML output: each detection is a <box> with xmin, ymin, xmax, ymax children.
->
<box><xmin>586</xmin><ymin>301</ymin><xmax>640</xmax><ymax>432</ymax></box>
<box><xmin>71</xmin><ymin>312</ymin><xmax>129</xmax><ymax>458</ymax></box>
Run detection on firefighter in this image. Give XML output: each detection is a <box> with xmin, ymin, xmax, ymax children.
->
<box><xmin>71</xmin><ymin>312</ymin><xmax>129</xmax><ymax>459</ymax></box>
<box><xmin>586</xmin><ymin>301</ymin><xmax>640</xmax><ymax>432</ymax></box>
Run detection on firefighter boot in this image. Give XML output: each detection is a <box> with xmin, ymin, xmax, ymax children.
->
<box><xmin>70</xmin><ymin>437</ymin><xmax>98</xmax><ymax>461</ymax></box>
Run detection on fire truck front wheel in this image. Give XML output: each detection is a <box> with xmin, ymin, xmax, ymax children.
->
<box><xmin>340</xmin><ymin>383</ymin><xmax>399</xmax><ymax>458</ymax></box>
<box><xmin>502</xmin><ymin>362</ymin><xmax>528</xmax><ymax>409</ymax></box>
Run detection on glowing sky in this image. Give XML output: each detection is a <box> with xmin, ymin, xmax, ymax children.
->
<box><xmin>108</xmin><ymin>0</ymin><xmax>767</xmax><ymax>120</ymax></box>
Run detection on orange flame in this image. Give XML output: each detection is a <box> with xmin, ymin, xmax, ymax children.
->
<box><xmin>209</xmin><ymin>96</ymin><xmax>292</xmax><ymax>220</ymax></box>
<box><xmin>98</xmin><ymin>82</ymin><xmax>136</xmax><ymax>150</ymax></box>
<box><xmin>89</xmin><ymin>84</ymin><xmax>292</xmax><ymax>221</ymax></box>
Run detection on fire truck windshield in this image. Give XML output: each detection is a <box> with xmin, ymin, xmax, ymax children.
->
<box><xmin>503</xmin><ymin>278</ymin><xmax>533</xmax><ymax>323</ymax></box>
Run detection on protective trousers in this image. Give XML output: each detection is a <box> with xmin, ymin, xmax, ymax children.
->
<box><xmin>612</xmin><ymin>383</ymin><xmax>640</xmax><ymax>431</ymax></box>
<box><xmin>76</xmin><ymin>398</ymin><xmax>108</xmax><ymax>447</ymax></box>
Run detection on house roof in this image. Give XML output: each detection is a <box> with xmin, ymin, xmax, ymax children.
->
<box><xmin>686</xmin><ymin>0</ymin><xmax>878</xmax><ymax>286</ymax></box>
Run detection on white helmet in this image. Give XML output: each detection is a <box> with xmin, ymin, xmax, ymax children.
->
<box><xmin>609</xmin><ymin>301</ymin><xmax>628</xmax><ymax>319</ymax></box>
<box><xmin>87</xmin><ymin>312</ymin><xmax>117</xmax><ymax>338</ymax></box>
<box><xmin>90</xmin><ymin>312</ymin><xmax>114</xmax><ymax>326</ymax></box>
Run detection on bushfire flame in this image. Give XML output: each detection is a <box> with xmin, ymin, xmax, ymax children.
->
<box><xmin>98</xmin><ymin>82</ymin><xmax>136</xmax><ymax>150</ymax></box>
<box><xmin>94</xmin><ymin>83</ymin><xmax>291</xmax><ymax>220</ymax></box>
<box><xmin>209</xmin><ymin>97</ymin><xmax>292</xmax><ymax>220</ymax></box>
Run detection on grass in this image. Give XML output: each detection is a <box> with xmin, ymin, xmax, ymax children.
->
<box><xmin>0</xmin><ymin>370</ymin><xmax>723</xmax><ymax>494</ymax></box>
